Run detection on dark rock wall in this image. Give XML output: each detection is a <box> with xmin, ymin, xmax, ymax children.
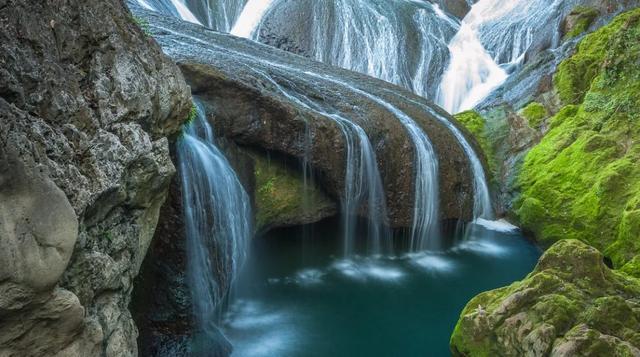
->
<box><xmin>0</xmin><ymin>0</ymin><xmax>191</xmax><ymax>355</ymax></box>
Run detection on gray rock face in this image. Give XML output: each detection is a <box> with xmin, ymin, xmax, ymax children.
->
<box><xmin>0</xmin><ymin>148</ymin><xmax>85</xmax><ymax>356</ymax></box>
<box><xmin>0</xmin><ymin>0</ymin><xmax>191</xmax><ymax>355</ymax></box>
<box><xmin>434</xmin><ymin>0</ymin><xmax>474</xmax><ymax>19</ymax></box>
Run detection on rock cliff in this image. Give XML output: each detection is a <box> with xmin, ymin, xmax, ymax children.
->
<box><xmin>0</xmin><ymin>0</ymin><xmax>191</xmax><ymax>355</ymax></box>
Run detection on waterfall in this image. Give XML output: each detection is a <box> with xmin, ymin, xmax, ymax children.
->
<box><xmin>133</xmin><ymin>2</ymin><xmax>490</xmax><ymax>252</ymax></box>
<box><xmin>436</xmin><ymin>19</ymin><xmax>507</xmax><ymax>114</ymax></box>
<box><xmin>150</xmin><ymin>19</ymin><xmax>441</xmax><ymax>251</ymax></box>
<box><xmin>229</xmin><ymin>0</ymin><xmax>457</xmax><ymax>99</ymax></box>
<box><xmin>178</xmin><ymin>101</ymin><xmax>251</xmax><ymax>351</ymax></box>
<box><xmin>304</xmin><ymin>72</ymin><xmax>441</xmax><ymax>251</ymax></box>
<box><xmin>248</xmin><ymin>68</ymin><xmax>390</xmax><ymax>256</ymax></box>
<box><xmin>135</xmin><ymin>0</ymin><xmax>203</xmax><ymax>25</ymax></box>
<box><xmin>437</xmin><ymin>0</ymin><xmax>564</xmax><ymax>113</ymax></box>
<box><xmin>385</xmin><ymin>90</ymin><xmax>493</xmax><ymax>220</ymax></box>
<box><xmin>229</xmin><ymin>0</ymin><xmax>275</xmax><ymax>38</ymax></box>
<box><xmin>135</xmin><ymin>0</ymin><xmax>248</xmax><ymax>30</ymax></box>
<box><xmin>137</xmin><ymin>0</ymin><xmax>458</xmax><ymax>98</ymax></box>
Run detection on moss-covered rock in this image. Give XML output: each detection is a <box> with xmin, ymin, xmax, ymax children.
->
<box><xmin>563</xmin><ymin>6</ymin><xmax>600</xmax><ymax>40</ymax></box>
<box><xmin>455</xmin><ymin>110</ymin><xmax>496</xmax><ymax>177</ymax></box>
<box><xmin>520</xmin><ymin>102</ymin><xmax>549</xmax><ymax>129</ymax></box>
<box><xmin>553</xmin><ymin>8</ymin><xmax>626</xmax><ymax>105</ymax></box>
<box><xmin>451</xmin><ymin>240</ymin><xmax>640</xmax><ymax>357</ymax></box>
<box><xmin>516</xmin><ymin>9</ymin><xmax>640</xmax><ymax>267</ymax></box>
<box><xmin>252</xmin><ymin>153</ymin><xmax>337</xmax><ymax>233</ymax></box>
<box><xmin>620</xmin><ymin>255</ymin><xmax>640</xmax><ymax>278</ymax></box>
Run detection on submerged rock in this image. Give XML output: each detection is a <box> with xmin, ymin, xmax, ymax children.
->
<box><xmin>451</xmin><ymin>239</ymin><xmax>640</xmax><ymax>357</ymax></box>
<box><xmin>0</xmin><ymin>0</ymin><xmax>190</xmax><ymax>355</ymax></box>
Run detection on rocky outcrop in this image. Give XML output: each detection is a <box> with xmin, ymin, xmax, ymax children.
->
<box><xmin>515</xmin><ymin>8</ymin><xmax>640</xmax><ymax>267</ymax></box>
<box><xmin>0</xmin><ymin>0</ymin><xmax>191</xmax><ymax>355</ymax></box>
<box><xmin>130</xmin><ymin>5</ymin><xmax>479</xmax><ymax>229</ymax></box>
<box><xmin>451</xmin><ymin>8</ymin><xmax>640</xmax><ymax>357</ymax></box>
<box><xmin>132</xmin><ymin>177</ymin><xmax>199</xmax><ymax>357</ymax></box>
<box><xmin>434</xmin><ymin>0</ymin><xmax>474</xmax><ymax>19</ymax></box>
<box><xmin>451</xmin><ymin>240</ymin><xmax>640</xmax><ymax>357</ymax></box>
<box><xmin>463</xmin><ymin>2</ymin><xmax>639</xmax><ymax>216</ymax></box>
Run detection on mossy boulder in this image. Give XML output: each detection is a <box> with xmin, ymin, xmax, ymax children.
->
<box><xmin>252</xmin><ymin>153</ymin><xmax>337</xmax><ymax>233</ymax></box>
<box><xmin>451</xmin><ymin>240</ymin><xmax>640</xmax><ymax>357</ymax></box>
<box><xmin>520</xmin><ymin>102</ymin><xmax>549</xmax><ymax>129</ymax></box>
<box><xmin>562</xmin><ymin>6</ymin><xmax>600</xmax><ymax>40</ymax></box>
<box><xmin>516</xmin><ymin>9</ymin><xmax>640</xmax><ymax>267</ymax></box>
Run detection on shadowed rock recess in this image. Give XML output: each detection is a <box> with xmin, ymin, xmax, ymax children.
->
<box><xmin>0</xmin><ymin>0</ymin><xmax>191</xmax><ymax>355</ymax></box>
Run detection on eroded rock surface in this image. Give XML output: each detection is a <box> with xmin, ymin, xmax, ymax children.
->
<box><xmin>0</xmin><ymin>0</ymin><xmax>190</xmax><ymax>355</ymax></box>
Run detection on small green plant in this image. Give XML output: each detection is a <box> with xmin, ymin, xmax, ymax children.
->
<box><xmin>520</xmin><ymin>102</ymin><xmax>548</xmax><ymax>128</ymax></box>
<box><xmin>258</xmin><ymin>177</ymin><xmax>276</xmax><ymax>195</ymax></box>
<box><xmin>102</xmin><ymin>231</ymin><xmax>113</xmax><ymax>242</ymax></box>
<box><xmin>132</xmin><ymin>16</ymin><xmax>152</xmax><ymax>37</ymax></box>
<box><xmin>185</xmin><ymin>102</ymin><xmax>198</xmax><ymax>124</ymax></box>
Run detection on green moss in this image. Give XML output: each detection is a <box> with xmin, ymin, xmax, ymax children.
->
<box><xmin>454</xmin><ymin>110</ymin><xmax>496</xmax><ymax>178</ymax></box>
<box><xmin>553</xmin><ymin>8</ymin><xmax>632</xmax><ymax>104</ymax></box>
<box><xmin>185</xmin><ymin>103</ymin><xmax>198</xmax><ymax>124</ymax></box>
<box><xmin>253</xmin><ymin>153</ymin><xmax>334</xmax><ymax>232</ymax></box>
<box><xmin>564</xmin><ymin>6</ymin><xmax>600</xmax><ymax>40</ymax></box>
<box><xmin>516</xmin><ymin>9</ymin><xmax>640</xmax><ymax>267</ymax></box>
<box><xmin>620</xmin><ymin>255</ymin><xmax>640</xmax><ymax>278</ymax></box>
<box><xmin>451</xmin><ymin>240</ymin><xmax>640</xmax><ymax>356</ymax></box>
<box><xmin>520</xmin><ymin>102</ymin><xmax>548</xmax><ymax>128</ymax></box>
<box><xmin>132</xmin><ymin>16</ymin><xmax>152</xmax><ymax>37</ymax></box>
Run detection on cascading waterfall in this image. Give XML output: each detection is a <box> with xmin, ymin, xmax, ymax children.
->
<box><xmin>152</xmin><ymin>18</ymin><xmax>442</xmax><ymax>251</ymax></box>
<box><xmin>138</xmin><ymin>0</ymin><xmax>459</xmax><ymax>98</ymax></box>
<box><xmin>136</xmin><ymin>0</ymin><xmax>203</xmax><ymax>25</ymax></box>
<box><xmin>133</xmin><ymin>0</ymin><xmax>498</xmax><ymax>252</ymax></box>
<box><xmin>248</xmin><ymin>68</ymin><xmax>390</xmax><ymax>256</ymax></box>
<box><xmin>184</xmin><ymin>0</ymin><xmax>247</xmax><ymax>31</ymax></box>
<box><xmin>238</xmin><ymin>0</ymin><xmax>458</xmax><ymax>99</ymax></box>
<box><xmin>384</xmin><ymin>90</ymin><xmax>493</xmax><ymax>220</ymax></box>
<box><xmin>436</xmin><ymin>17</ymin><xmax>507</xmax><ymax>114</ymax></box>
<box><xmin>136</xmin><ymin>0</ymin><xmax>248</xmax><ymax>30</ymax></box>
<box><xmin>229</xmin><ymin>0</ymin><xmax>275</xmax><ymax>38</ymax></box>
<box><xmin>178</xmin><ymin>101</ymin><xmax>251</xmax><ymax>351</ymax></box>
<box><xmin>437</xmin><ymin>0</ymin><xmax>565</xmax><ymax>113</ymax></box>
<box><xmin>298</xmin><ymin>71</ymin><xmax>440</xmax><ymax>250</ymax></box>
